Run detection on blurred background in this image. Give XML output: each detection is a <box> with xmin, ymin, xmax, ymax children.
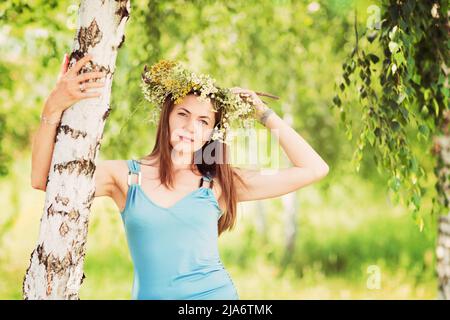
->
<box><xmin>0</xmin><ymin>0</ymin><xmax>439</xmax><ymax>299</ymax></box>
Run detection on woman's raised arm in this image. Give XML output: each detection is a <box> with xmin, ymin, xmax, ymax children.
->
<box><xmin>229</xmin><ymin>87</ymin><xmax>329</xmax><ymax>202</ymax></box>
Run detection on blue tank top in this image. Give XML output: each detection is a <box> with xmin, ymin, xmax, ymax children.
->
<box><xmin>119</xmin><ymin>159</ymin><xmax>239</xmax><ymax>300</ymax></box>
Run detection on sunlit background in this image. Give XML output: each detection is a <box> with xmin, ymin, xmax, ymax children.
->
<box><xmin>0</xmin><ymin>0</ymin><xmax>438</xmax><ymax>299</ymax></box>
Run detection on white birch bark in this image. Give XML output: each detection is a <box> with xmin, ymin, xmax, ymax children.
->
<box><xmin>435</xmin><ymin>113</ymin><xmax>450</xmax><ymax>299</ymax></box>
<box><xmin>22</xmin><ymin>0</ymin><xmax>131</xmax><ymax>300</ymax></box>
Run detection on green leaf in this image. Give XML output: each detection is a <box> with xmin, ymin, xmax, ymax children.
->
<box><xmin>345</xmin><ymin>125</ymin><xmax>353</xmax><ymax>140</ymax></box>
<box><xmin>412</xmin><ymin>193</ymin><xmax>421</xmax><ymax>210</ymax></box>
<box><xmin>340</xmin><ymin>110</ymin><xmax>346</xmax><ymax>121</ymax></box>
<box><xmin>344</xmin><ymin>74</ymin><xmax>350</xmax><ymax>86</ymax></box>
<box><xmin>418</xmin><ymin>125</ymin><xmax>429</xmax><ymax>139</ymax></box>
<box><xmin>389</xmin><ymin>176</ymin><xmax>401</xmax><ymax>192</ymax></box>
<box><xmin>412</xmin><ymin>73</ymin><xmax>421</xmax><ymax>84</ymax></box>
<box><xmin>333</xmin><ymin>95</ymin><xmax>341</xmax><ymax>107</ymax></box>
<box><xmin>399</xmin><ymin>106</ymin><xmax>409</xmax><ymax>121</ymax></box>
<box><xmin>361</xmin><ymin>89</ymin><xmax>368</xmax><ymax>99</ymax></box>
<box><xmin>393</xmin><ymin>51</ymin><xmax>406</xmax><ymax>66</ymax></box>
<box><xmin>390</xmin><ymin>120</ymin><xmax>400</xmax><ymax>131</ymax></box>
<box><xmin>409</xmin><ymin>157</ymin><xmax>419</xmax><ymax>173</ymax></box>
<box><xmin>367</xmin><ymin>130</ymin><xmax>375</xmax><ymax>146</ymax></box>
<box><xmin>433</xmin><ymin>99</ymin><xmax>440</xmax><ymax>117</ymax></box>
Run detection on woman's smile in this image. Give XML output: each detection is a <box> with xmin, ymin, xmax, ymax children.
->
<box><xmin>179</xmin><ymin>134</ymin><xmax>194</xmax><ymax>143</ymax></box>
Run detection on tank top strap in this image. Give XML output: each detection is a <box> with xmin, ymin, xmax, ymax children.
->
<box><xmin>199</xmin><ymin>175</ymin><xmax>213</xmax><ymax>189</ymax></box>
<box><xmin>126</xmin><ymin>159</ymin><xmax>141</xmax><ymax>186</ymax></box>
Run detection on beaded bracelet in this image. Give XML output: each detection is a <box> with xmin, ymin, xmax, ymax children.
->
<box><xmin>258</xmin><ymin>108</ymin><xmax>275</xmax><ymax>126</ymax></box>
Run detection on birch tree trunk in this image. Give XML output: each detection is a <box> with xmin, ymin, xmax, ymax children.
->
<box><xmin>435</xmin><ymin>110</ymin><xmax>450</xmax><ymax>300</ymax></box>
<box><xmin>22</xmin><ymin>0</ymin><xmax>131</xmax><ymax>300</ymax></box>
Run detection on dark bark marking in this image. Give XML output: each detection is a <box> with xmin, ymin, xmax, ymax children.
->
<box><xmin>74</xmin><ymin>241</ymin><xmax>86</xmax><ymax>259</ymax></box>
<box><xmin>67</xmin><ymin>208</ymin><xmax>80</xmax><ymax>222</ymax></box>
<box><xmin>68</xmin><ymin>51</ymin><xmax>111</xmax><ymax>77</ymax></box>
<box><xmin>69</xmin><ymin>50</ymin><xmax>85</xmax><ymax>64</ymax></box>
<box><xmin>102</xmin><ymin>106</ymin><xmax>111</xmax><ymax>121</ymax></box>
<box><xmin>78</xmin><ymin>19</ymin><xmax>103</xmax><ymax>53</ymax></box>
<box><xmin>58</xmin><ymin>125</ymin><xmax>88</xmax><ymax>140</ymax></box>
<box><xmin>54</xmin><ymin>158</ymin><xmax>96</xmax><ymax>178</ymax></box>
<box><xmin>36</xmin><ymin>243</ymin><xmax>44</xmax><ymax>262</ymax></box>
<box><xmin>47</xmin><ymin>203</ymin><xmax>58</xmax><ymax>217</ymax></box>
<box><xmin>61</xmin><ymin>251</ymin><xmax>73</xmax><ymax>272</ymax></box>
<box><xmin>23</xmin><ymin>239</ymin><xmax>79</xmax><ymax>298</ymax></box>
<box><xmin>67</xmin><ymin>18</ymin><xmax>108</xmax><ymax>79</ymax></box>
<box><xmin>83</xmin><ymin>190</ymin><xmax>96</xmax><ymax>207</ymax></box>
<box><xmin>80</xmin><ymin>272</ymin><xmax>86</xmax><ymax>284</ymax></box>
<box><xmin>47</xmin><ymin>204</ymin><xmax>80</xmax><ymax>222</ymax></box>
<box><xmin>117</xmin><ymin>34</ymin><xmax>125</xmax><ymax>49</ymax></box>
<box><xmin>34</xmin><ymin>242</ymin><xmax>77</xmax><ymax>296</ymax></box>
<box><xmin>59</xmin><ymin>222</ymin><xmax>69</xmax><ymax>237</ymax></box>
<box><xmin>115</xmin><ymin>0</ymin><xmax>130</xmax><ymax>21</ymax></box>
<box><xmin>55</xmin><ymin>194</ymin><xmax>70</xmax><ymax>206</ymax></box>
<box><xmin>87</xmin><ymin>141</ymin><xmax>101</xmax><ymax>159</ymax></box>
<box><xmin>46</xmin><ymin>271</ymin><xmax>53</xmax><ymax>295</ymax></box>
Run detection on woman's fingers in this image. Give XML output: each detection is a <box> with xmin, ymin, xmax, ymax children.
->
<box><xmin>68</xmin><ymin>54</ymin><xmax>93</xmax><ymax>76</ymax></box>
<box><xmin>78</xmin><ymin>91</ymin><xmax>102</xmax><ymax>99</ymax></box>
<box><xmin>56</xmin><ymin>53</ymin><xmax>69</xmax><ymax>82</ymax></box>
<box><xmin>230</xmin><ymin>87</ymin><xmax>264</xmax><ymax>106</ymax></box>
<box><xmin>230</xmin><ymin>87</ymin><xmax>253</xmax><ymax>96</ymax></box>
<box><xmin>71</xmin><ymin>79</ymin><xmax>105</xmax><ymax>97</ymax></box>
<box><xmin>71</xmin><ymin>84</ymin><xmax>102</xmax><ymax>97</ymax></box>
<box><xmin>230</xmin><ymin>87</ymin><xmax>263</xmax><ymax>106</ymax></box>
<box><xmin>65</xmin><ymin>77</ymin><xmax>104</xmax><ymax>99</ymax></box>
<box><xmin>230</xmin><ymin>87</ymin><xmax>244</xmax><ymax>93</ymax></box>
<box><xmin>82</xmin><ymin>81</ymin><xmax>105</xmax><ymax>89</ymax></box>
<box><xmin>75</xmin><ymin>71</ymin><xmax>106</xmax><ymax>83</ymax></box>
<box><xmin>59</xmin><ymin>53</ymin><xmax>69</xmax><ymax>76</ymax></box>
<box><xmin>233</xmin><ymin>91</ymin><xmax>254</xmax><ymax>102</ymax></box>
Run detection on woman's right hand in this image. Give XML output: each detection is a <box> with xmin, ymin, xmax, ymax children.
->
<box><xmin>43</xmin><ymin>53</ymin><xmax>106</xmax><ymax>115</ymax></box>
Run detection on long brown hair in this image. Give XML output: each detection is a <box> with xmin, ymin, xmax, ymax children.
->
<box><xmin>138</xmin><ymin>91</ymin><xmax>247</xmax><ymax>236</ymax></box>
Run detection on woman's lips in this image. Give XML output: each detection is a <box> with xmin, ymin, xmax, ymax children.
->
<box><xmin>179</xmin><ymin>135</ymin><xmax>194</xmax><ymax>143</ymax></box>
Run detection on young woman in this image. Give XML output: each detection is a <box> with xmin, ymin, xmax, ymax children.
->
<box><xmin>31</xmin><ymin>54</ymin><xmax>329</xmax><ymax>300</ymax></box>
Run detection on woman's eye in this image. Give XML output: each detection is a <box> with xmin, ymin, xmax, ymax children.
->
<box><xmin>193</xmin><ymin>118</ymin><xmax>208</xmax><ymax>125</ymax></box>
<box><xmin>178</xmin><ymin>113</ymin><xmax>187</xmax><ymax>117</ymax></box>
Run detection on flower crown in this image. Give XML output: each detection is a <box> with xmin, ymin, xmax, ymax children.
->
<box><xmin>140</xmin><ymin>59</ymin><xmax>258</xmax><ymax>144</ymax></box>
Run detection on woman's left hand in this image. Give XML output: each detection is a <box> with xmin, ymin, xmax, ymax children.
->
<box><xmin>229</xmin><ymin>87</ymin><xmax>270</xmax><ymax>120</ymax></box>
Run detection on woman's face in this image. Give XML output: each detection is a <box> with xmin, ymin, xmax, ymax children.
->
<box><xmin>168</xmin><ymin>93</ymin><xmax>216</xmax><ymax>154</ymax></box>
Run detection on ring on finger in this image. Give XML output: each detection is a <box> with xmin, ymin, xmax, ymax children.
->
<box><xmin>79</xmin><ymin>83</ymin><xmax>86</xmax><ymax>92</ymax></box>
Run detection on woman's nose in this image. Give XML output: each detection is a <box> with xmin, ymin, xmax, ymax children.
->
<box><xmin>184</xmin><ymin>119</ymin><xmax>194</xmax><ymax>133</ymax></box>
<box><xmin>185</xmin><ymin>119</ymin><xmax>200</xmax><ymax>133</ymax></box>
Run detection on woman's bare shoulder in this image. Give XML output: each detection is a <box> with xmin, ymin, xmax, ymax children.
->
<box><xmin>98</xmin><ymin>160</ymin><xmax>129</xmax><ymax>187</ymax></box>
<box><xmin>100</xmin><ymin>159</ymin><xmax>128</xmax><ymax>171</ymax></box>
